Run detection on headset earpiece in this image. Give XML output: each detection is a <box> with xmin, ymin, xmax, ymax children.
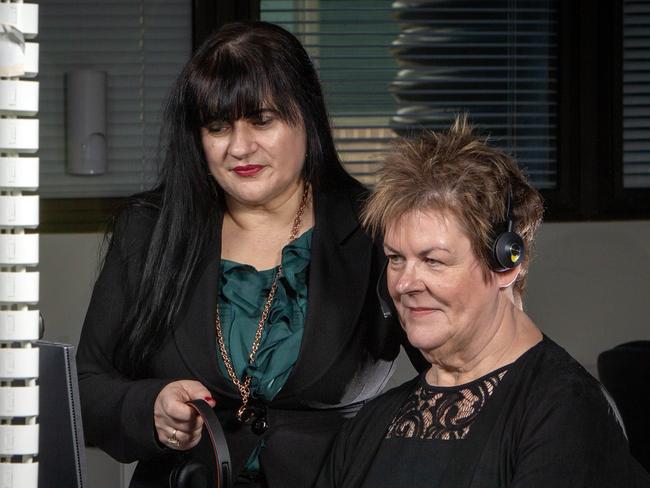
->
<box><xmin>493</xmin><ymin>230</ymin><xmax>525</xmax><ymax>271</ymax></box>
<box><xmin>491</xmin><ymin>190</ymin><xmax>525</xmax><ymax>272</ymax></box>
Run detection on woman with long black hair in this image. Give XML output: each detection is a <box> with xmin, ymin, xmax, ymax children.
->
<box><xmin>76</xmin><ymin>21</ymin><xmax>420</xmax><ymax>488</ymax></box>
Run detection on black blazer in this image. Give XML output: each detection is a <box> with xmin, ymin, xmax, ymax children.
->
<box><xmin>77</xmin><ymin>176</ymin><xmax>420</xmax><ymax>487</ymax></box>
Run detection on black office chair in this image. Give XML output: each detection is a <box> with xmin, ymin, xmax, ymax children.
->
<box><xmin>597</xmin><ymin>341</ymin><xmax>650</xmax><ymax>473</ymax></box>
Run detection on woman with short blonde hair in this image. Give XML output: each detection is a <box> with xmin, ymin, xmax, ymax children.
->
<box><xmin>315</xmin><ymin>118</ymin><xmax>649</xmax><ymax>488</ymax></box>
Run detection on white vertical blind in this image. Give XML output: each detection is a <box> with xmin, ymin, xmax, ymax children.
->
<box><xmin>38</xmin><ymin>0</ymin><xmax>191</xmax><ymax>198</ymax></box>
<box><xmin>261</xmin><ymin>0</ymin><xmax>558</xmax><ymax>189</ymax></box>
<box><xmin>623</xmin><ymin>0</ymin><xmax>650</xmax><ymax>188</ymax></box>
<box><xmin>0</xmin><ymin>1</ymin><xmax>40</xmax><ymax>485</ymax></box>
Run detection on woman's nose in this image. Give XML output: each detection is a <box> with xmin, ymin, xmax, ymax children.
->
<box><xmin>228</xmin><ymin>122</ymin><xmax>256</xmax><ymax>159</ymax></box>
<box><xmin>392</xmin><ymin>263</ymin><xmax>424</xmax><ymax>296</ymax></box>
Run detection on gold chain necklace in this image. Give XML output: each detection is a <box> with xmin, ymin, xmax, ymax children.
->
<box><xmin>215</xmin><ymin>185</ymin><xmax>310</xmax><ymax>422</ymax></box>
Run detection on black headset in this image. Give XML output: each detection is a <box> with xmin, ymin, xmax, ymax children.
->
<box><xmin>490</xmin><ymin>189</ymin><xmax>525</xmax><ymax>272</ymax></box>
<box><xmin>169</xmin><ymin>399</ymin><xmax>232</xmax><ymax>488</ymax></box>
<box><xmin>376</xmin><ymin>189</ymin><xmax>525</xmax><ymax>319</ymax></box>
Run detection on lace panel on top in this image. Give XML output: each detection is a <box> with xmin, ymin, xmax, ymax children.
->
<box><xmin>386</xmin><ymin>369</ymin><xmax>507</xmax><ymax>440</ymax></box>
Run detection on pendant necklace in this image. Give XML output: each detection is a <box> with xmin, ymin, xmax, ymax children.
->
<box><xmin>215</xmin><ymin>185</ymin><xmax>310</xmax><ymax>422</ymax></box>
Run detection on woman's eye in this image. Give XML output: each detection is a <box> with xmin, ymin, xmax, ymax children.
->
<box><xmin>387</xmin><ymin>254</ymin><xmax>404</xmax><ymax>265</ymax></box>
<box><xmin>252</xmin><ymin>116</ymin><xmax>273</xmax><ymax>127</ymax></box>
<box><xmin>207</xmin><ymin>123</ymin><xmax>229</xmax><ymax>134</ymax></box>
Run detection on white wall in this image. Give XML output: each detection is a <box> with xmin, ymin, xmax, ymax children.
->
<box><xmin>40</xmin><ymin>233</ymin><xmax>102</xmax><ymax>345</ymax></box>
<box><xmin>526</xmin><ymin>220</ymin><xmax>650</xmax><ymax>372</ymax></box>
<box><xmin>39</xmin><ymin>220</ymin><xmax>650</xmax><ymax>485</ymax></box>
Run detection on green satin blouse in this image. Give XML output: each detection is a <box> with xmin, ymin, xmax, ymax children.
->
<box><xmin>216</xmin><ymin>228</ymin><xmax>313</xmax><ymax>402</ymax></box>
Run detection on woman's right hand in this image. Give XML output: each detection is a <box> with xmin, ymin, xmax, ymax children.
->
<box><xmin>154</xmin><ymin>380</ymin><xmax>216</xmax><ymax>451</ymax></box>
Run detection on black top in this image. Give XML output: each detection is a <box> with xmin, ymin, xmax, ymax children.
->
<box><xmin>315</xmin><ymin>336</ymin><xmax>650</xmax><ymax>488</ymax></box>
<box><xmin>362</xmin><ymin>367</ymin><xmax>509</xmax><ymax>488</ymax></box>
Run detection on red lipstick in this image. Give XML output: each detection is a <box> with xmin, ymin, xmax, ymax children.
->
<box><xmin>232</xmin><ymin>164</ymin><xmax>264</xmax><ymax>177</ymax></box>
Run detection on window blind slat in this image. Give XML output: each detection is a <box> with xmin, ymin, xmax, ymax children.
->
<box><xmin>262</xmin><ymin>0</ymin><xmax>558</xmax><ymax>188</ymax></box>
<box><xmin>623</xmin><ymin>0</ymin><xmax>650</xmax><ymax>187</ymax></box>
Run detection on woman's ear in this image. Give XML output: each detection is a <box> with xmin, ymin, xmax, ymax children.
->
<box><xmin>495</xmin><ymin>266</ymin><xmax>521</xmax><ymax>289</ymax></box>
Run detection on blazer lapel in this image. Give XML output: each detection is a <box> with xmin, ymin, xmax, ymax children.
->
<box><xmin>172</xmin><ymin>213</ymin><xmax>240</xmax><ymax>398</ymax></box>
<box><xmin>278</xmin><ymin>185</ymin><xmax>373</xmax><ymax>398</ymax></box>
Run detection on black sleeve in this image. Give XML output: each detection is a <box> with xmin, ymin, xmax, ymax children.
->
<box><xmin>511</xmin><ymin>379</ymin><xmax>650</xmax><ymax>487</ymax></box>
<box><xmin>76</xmin><ymin>208</ymin><xmax>172</xmax><ymax>463</ymax></box>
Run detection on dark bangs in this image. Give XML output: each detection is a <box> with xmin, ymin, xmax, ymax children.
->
<box><xmin>190</xmin><ymin>43</ymin><xmax>302</xmax><ymax>128</ymax></box>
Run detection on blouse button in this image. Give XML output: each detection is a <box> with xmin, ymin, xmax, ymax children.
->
<box><xmin>252</xmin><ymin>417</ymin><xmax>268</xmax><ymax>435</ymax></box>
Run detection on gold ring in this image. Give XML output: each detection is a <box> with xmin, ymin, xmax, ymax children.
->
<box><xmin>167</xmin><ymin>428</ymin><xmax>180</xmax><ymax>447</ymax></box>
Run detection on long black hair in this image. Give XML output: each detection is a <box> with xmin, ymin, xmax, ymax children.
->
<box><xmin>115</xmin><ymin>22</ymin><xmax>347</xmax><ymax>377</ymax></box>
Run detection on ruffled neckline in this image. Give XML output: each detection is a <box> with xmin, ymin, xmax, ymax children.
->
<box><xmin>217</xmin><ymin>228</ymin><xmax>313</xmax><ymax>401</ymax></box>
<box><xmin>220</xmin><ymin>228</ymin><xmax>313</xmax><ymax>314</ymax></box>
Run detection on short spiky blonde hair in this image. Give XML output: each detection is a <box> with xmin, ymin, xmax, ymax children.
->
<box><xmin>362</xmin><ymin>116</ymin><xmax>544</xmax><ymax>294</ymax></box>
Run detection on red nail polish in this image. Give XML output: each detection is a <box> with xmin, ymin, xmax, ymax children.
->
<box><xmin>204</xmin><ymin>396</ymin><xmax>215</xmax><ymax>403</ymax></box>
